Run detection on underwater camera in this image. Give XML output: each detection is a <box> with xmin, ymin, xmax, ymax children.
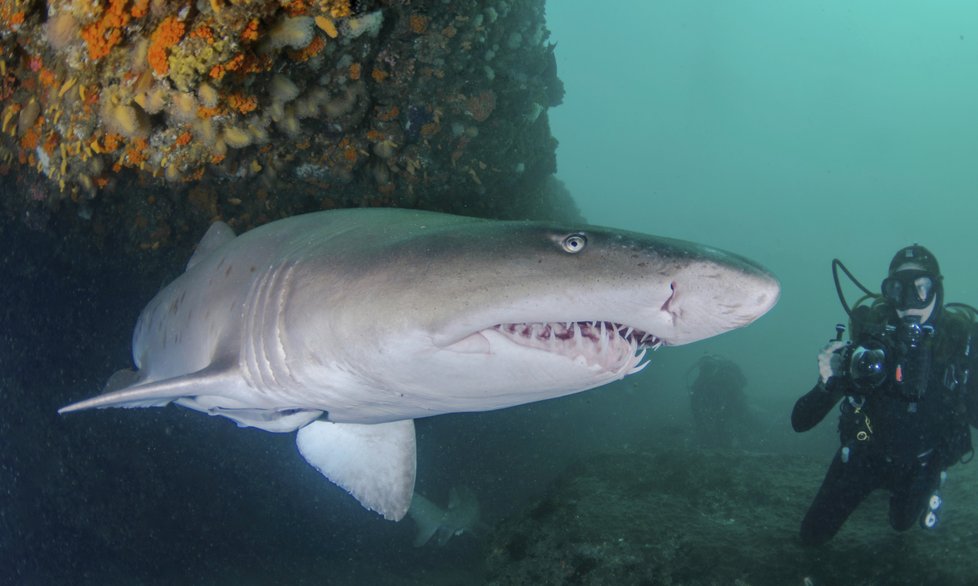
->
<box><xmin>835</xmin><ymin>318</ymin><xmax>935</xmax><ymax>396</ymax></box>
<box><xmin>842</xmin><ymin>341</ymin><xmax>888</xmax><ymax>390</ymax></box>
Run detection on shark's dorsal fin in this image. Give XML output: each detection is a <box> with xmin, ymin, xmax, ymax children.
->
<box><xmin>187</xmin><ymin>221</ymin><xmax>237</xmax><ymax>271</ymax></box>
<box><xmin>296</xmin><ymin>419</ymin><xmax>417</xmax><ymax>521</ymax></box>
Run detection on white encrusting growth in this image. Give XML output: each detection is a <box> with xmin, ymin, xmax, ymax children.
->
<box><xmin>264</xmin><ymin>16</ymin><xmax>315</xmax><ymax>51</ymax></box>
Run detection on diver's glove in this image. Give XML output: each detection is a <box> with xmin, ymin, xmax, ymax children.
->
<box><xmin>818</xmin><ymin>340</ymin><xmax>847</xmax><ymax>385</ymax></box>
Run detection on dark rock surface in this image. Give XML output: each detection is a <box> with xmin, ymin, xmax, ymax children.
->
<box><xmin>486</xmin><ymin>448</ymin><xmax>978</xmax><ymax>586</ymax></box>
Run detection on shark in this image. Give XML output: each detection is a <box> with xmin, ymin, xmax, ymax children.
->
<box><xmin>59</xmin><ymin>208</ymin><xmax>779</xmax><ymax>521</ymax></box>
<box><xmin>407</xmin><ymin>486</ymin><xmax>485</xmax><ymax>547</ymax></box>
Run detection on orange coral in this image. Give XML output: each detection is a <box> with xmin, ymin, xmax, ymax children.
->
<box><xmin>288</xmin><ymin>35</ymin><xmax>324</xmax><ymax>62</ymax></box>
<box><xmin>241</xmin><ymin>54</ymin><xmax>273</xmax><ymax>75</ymax></box>
<box><xmin>190</xmin><ymin>25</ymin><xmax>215</xmax><ymax>43</ymax></box>
<box><xmin>409</xmin><ymin>14</ymin><xmax>428</xmax><ymax>34</ymax></box>
<box><xmin>42</xmin><ymin>131</ymin><xmax>58</xmax><ymax>156</ymax></box>
<box><xmin>131</xmin><ymin>0</ymin><xmax>149</xmax><ymax>18</ymax></box>
<box><xmin>38</xmin><ymin>68</ymin><xmax>56</xmax><ymax>87</ymax></box>
<box><xmin>227</xmin><ymin>92</ymin><xmax>258</xmax><ymax>114</ymax></box>
<box><xmin>148</xmin><ymin>16</ymin><xmax>186</xmax><ymax>77</ymax></box>
<box><xmin>342</xmin><ymin>138</ymin><xmax>357</xmax><ymax>162</ymax></box>
<box><xmin>209</xmin><ymin>53</ymin><xmax>245</xmax><ymax>80</ymax></box>
<box><xmin>81</xmin><ymin>0</ymin><xmax>131</xmax><ymax>61</ymax></box>
<box><xmin>175</xmin><ymin>131</ymin><xmax>192</xmax><ymax>146</ymax></box>
<box><xmin>241</xmin><ymin>19</ymin><xmax>260</xmax><ymax>42</ymax></box>
<box><xmin>197</xmin><ymin>105</ymin><xmax>222</xmax><ymax>118</ymax></box>
<box><xmin>19</xmin><ymin>128</ymin><xmax>38</xmax><ymax>150</ymax></box>
<box><xmin>102</xmin><ymin>133</ymin><xmax>123</xmax><ymax>152</ymax></box>
<box><xmin>348</xmin><ymin>63</ymin><xmax>361</xmax><ymax>80</ymax></box>
<box><xmin>283</xmin><ymin>0</ymin><xmax>309</xmax><ymax>16</ymax></box>
<box><xmin>324</xmin><ymin>0</ymin><xmax>351</xmax><ymax>18</ymax></box>
<box><xmin>127</xmin><ymin>138</ymin><xmax>149</xmax><ymax>165</ymax></box>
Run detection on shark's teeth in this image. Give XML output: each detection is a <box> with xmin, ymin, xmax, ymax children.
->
<box><xmin>628</xmin><ymin>348</ymin><xmax>650</xmax><ymax>374</ymax></box>
<box><xmin>489</xmin><ymin>321</ymin><xmax>661</xmax><ymax>373</ymax></box>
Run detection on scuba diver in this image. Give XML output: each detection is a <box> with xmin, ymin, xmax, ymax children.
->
<box><xmin>792</xmin><ymin>244</ymin><xmax>978</xmax><ymax>546</ymax></box>
<box><xmin>687</xmin><ymin>354</ymin><xmax>750</xmax><ymax>449</ymax></box>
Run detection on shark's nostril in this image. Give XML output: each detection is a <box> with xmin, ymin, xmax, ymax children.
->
<box><xmin>661</xmin><ymin>281</ymin><xmax>677</xmax><ymax>313</ymax></box>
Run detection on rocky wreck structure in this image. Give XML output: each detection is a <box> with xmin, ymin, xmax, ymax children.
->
<box><xmin>0</xmin><ymin>0</ymin><xmax>570</xmax><ymax>251</ymax></box>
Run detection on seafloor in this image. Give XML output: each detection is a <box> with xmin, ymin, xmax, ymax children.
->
<box><xmin>484</xmin><ymin>447</ymin><xmax>978</xmax><ymax>586</ymax></box>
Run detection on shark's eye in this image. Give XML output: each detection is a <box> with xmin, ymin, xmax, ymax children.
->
<box><xmin>561</xmin><ymin>233</ymin><xmax>588</xmax><ymax>254</ymax></box>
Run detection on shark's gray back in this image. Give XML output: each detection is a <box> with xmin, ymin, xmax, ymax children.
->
<box><xmin>131</xmin><ymin>208</ymin><xmax>478</xmax><ymax>385</ymax></box>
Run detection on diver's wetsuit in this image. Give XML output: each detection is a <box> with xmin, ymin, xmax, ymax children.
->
<box><xmin>792</xmin><ymin>336</ymin><xmax>973</xmax><ymax>546</ymax></box>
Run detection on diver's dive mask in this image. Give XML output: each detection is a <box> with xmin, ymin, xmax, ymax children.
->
<box><xmin>881</xmin><ymin>270</ymin><xmax>938</xmax><ymax>310</ymax></box>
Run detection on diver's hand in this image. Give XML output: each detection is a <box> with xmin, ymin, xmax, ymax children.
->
<box><xmin>818</xmin><ymin>340</ymin><xmax>847</xmax><ymax>384</ymax></box>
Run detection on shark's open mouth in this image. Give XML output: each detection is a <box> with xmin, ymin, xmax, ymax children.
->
<box><xmin>489</xmin><ymin>321</ymin><xmax>661</xmax><ymax>374</ymax></box>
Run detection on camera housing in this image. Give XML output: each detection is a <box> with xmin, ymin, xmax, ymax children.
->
<box><xmin>844</xmin><ymin>342</ymin><xmax>888</xmax><ymax>389</ymax></box>
<box><xmin>838</xmin><ymin>319</ymin><xmax>935</xmax><ymax>397</ymax></box>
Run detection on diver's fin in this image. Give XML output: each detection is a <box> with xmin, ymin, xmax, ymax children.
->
<box><xmin>296</xmin><ymin>419</ymin><xmax>416</xmax><ymax>521</ymax></box>
<box><xmin>186</xmin><ymin>221</ymin><xmax>236</xmax><ymax>271</ymax></box>
<box><xmin>58</xmin><ymin>359</ymin><xmax>240</xmax><ymax>414</ymax></box>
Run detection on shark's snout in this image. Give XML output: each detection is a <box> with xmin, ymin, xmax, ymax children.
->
<box><xmin>664</xmin><ymin>263</ymin><xmax>780</xmax><ymax>345</ymax></box>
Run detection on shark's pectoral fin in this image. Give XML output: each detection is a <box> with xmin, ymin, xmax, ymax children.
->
<box><xmin>296</xmin><ymin>419</ymin><xmax>417</xmax><ymax>521</ymax></box>
<box><xmin>58</xmin><ymin>358</ymin><xmax>239</xmax><ymax>414</ymax></box>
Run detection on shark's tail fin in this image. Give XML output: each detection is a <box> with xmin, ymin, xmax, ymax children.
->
<box><xmin>407</xmin><ymin>492</ymin><xmax>446</xmax><ymax>546</ymax></box>
<box><xmin>407</xmin><ymin>486</ymin><xmax>483</xmax><ymax>547</ymax></box>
